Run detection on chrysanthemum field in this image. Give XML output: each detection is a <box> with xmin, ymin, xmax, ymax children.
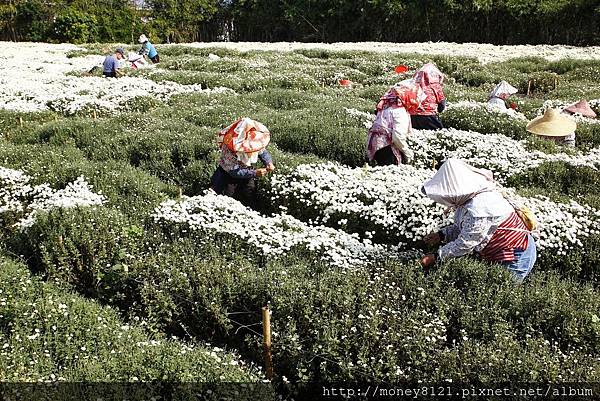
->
<box><xmin>1</xmin><ymin>42</ymin><xmax>600</xmax><ymax>398</ymax></box>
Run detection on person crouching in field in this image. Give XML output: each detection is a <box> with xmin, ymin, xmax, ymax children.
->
<box><xmin>410</xmin><ymin>63</ymin><xmax>446</xmax><ymax>130</ymax></box>
<box><xmin>420</xmin><ymin>158</ymin><xmax>537</xmax><ymax>282</ymax></box>
<box><xmin>103</xmin><ymin>48</ymin><xmax>125</xmax><ymax>78</ymax></box>
<box><xmin>139</xmin><ymin>34</ymin><xmax>159</xmax><ymax>64</ymax></box>
<box><xmin>563</xmin><ymin>99</ymin><xmax>597</xmax><ymax>119</ymax></box>
<box><xmin>211</xmin><ymin>118</ymin><xmax>275</xmax><ymax>208</ymax></box>
<box><xmin>526</xmin><ymin>108</ymin><xmax>577</xmax><ymax>147</ymax></box>
<box><xmin>366</xmin><ymin>81</ymin><xmax>422</xmax><ymax>165</ymax></box>
<box><xmin>487</xmin><ymin>80</ymin><xmax>518</xmax><ymax>111</ymax></box>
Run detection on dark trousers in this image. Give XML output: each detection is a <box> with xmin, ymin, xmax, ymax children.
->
<box><xmin>373</xmin><ymin>145</ymin><xmax>407</xmax><ymax>165</ymax></box>
<box><xmin>211</xmin><ymin>166</ymin><xmax>257</xmax><ymax>209</ymax></box>
<box><xmin>103</xmin><ymin>71</ymin><xmax>117</xmax><ymax>78</ymax></box>
<box><xmin>150</xmin><ymin>55</ymin><xmax>160</xmax><ymax>64</ymax></box>
<box><xmin>411</xmin><ymin>115</ymin><xmax>444</xmax><ymax>130</ymax></box>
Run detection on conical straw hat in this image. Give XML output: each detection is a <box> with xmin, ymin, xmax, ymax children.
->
<box><xmin>564</xmin><ymin>100</ymin><xmax>597</xmax><ymax>118</ymax></box>
<box><xmin>526</xmin><ymin>108</ymin><xmax>577</xmax><ymax>137</ymax></box>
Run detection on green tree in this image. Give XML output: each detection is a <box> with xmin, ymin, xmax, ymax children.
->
<box><xmin>53</xmin><ymin>8</ymin><xmax>97</xmax><ymax>43</ymax></box>
<box><xmin>15</xmin><ymin>0</ymin><xmax>50</xmax><ymax>41</ymax></box>
<box><xmin>147</xmin><ymin>0</ymin><xmax>219</xmax><ymax>42</ymax></box>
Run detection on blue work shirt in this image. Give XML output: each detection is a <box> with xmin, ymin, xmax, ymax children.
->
<box><xmin>142</xmin><ymin>42</ymin><xmax>158</xmax><ymax>58</ymax></box>
<box><xmin>103</xmin><ymin>54</ymin><xmax>120</xmax><ymax>73</ymax></box>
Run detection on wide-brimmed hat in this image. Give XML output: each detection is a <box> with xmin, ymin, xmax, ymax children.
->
<box><xmin>422</xmin><ymin>158</ymin><xmax>495</xmax><ymax>208</ymax></box>
<box><xmin>138</xmin><ymin>34</ymin><xmax>148</xmax><ymax>43</ymax></box>
<box><xmin>489</xmin><ymin>80</ymin><xmax>517</xmax><ymax>100</ymax></box>
<box><xmin>564</xmin><ymin>99</ymin><xmax>597</xmax><ymax>118</ymax></box>
<box><xmin>526</xmin><ymin>108</ymin><xmax>577</xmax><ymax>137</ymax></box>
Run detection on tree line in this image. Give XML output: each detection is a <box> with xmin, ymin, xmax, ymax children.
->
<box><xmin>1</xmin><ymin>0</ymin><xmax>599</xmax><ymax>45</ymax></box>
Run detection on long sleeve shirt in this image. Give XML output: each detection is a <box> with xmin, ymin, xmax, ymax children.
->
<box><xmin>412</xmin><ymin>83</ymin><xmax>446</xmax><ymax>116</ymax></box>
<box><xmin>437</xmin><ymin>191</ymin><xmax>514</xmax><ymax>261</ymax></box>
<box><xmin>218</xmin><ymin>146</ymin><xmax>273</xmax><ymax>179</ymax></box>
<box><xmin>139</xmin><ymin>42</ymin><xmax>158</xmax><ymax>58</ymax></box>
<box><xmin>368</xmin><ymin>105</ymin><xmax>413</xmax><ymax>163</ymax></box>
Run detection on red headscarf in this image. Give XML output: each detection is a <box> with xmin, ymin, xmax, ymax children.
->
<box><xmin>376</xmin><ymin>81</ymin><xmax>422</xmax><ymax>114</ymax></box>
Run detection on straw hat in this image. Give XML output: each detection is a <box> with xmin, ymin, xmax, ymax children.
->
<box><xmin>526</xmin><ymin>108</ymin><xmax>576</xmax><ymax>137</ymax></box>
<box><xmin>564</xmin><ymin>100</ymin><xmax>597</xmax><ymax>118</ymax></box>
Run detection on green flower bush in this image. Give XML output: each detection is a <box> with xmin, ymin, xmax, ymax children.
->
<box><xmin>0</xmin><ymin>46</ymin><xmax>600</xmax><ymax>392</ymax></box>
<box><xmin>0</xmin><ymin>256</ymin><xmax>270</xmax><ymax>398</ymax></box>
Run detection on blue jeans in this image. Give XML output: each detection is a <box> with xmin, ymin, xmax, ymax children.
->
<box><xmin>501</xmin><ymin>234</ymin><xmax>537</xmax><ymax>282</ymax></box>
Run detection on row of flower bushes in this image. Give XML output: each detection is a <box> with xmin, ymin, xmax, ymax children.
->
<box><xmin>0</xmin><ymin>255</ymin><xmax>268</xmax><ymax>393</ymax></box>
<box><xmin>6</xmin><ymin>203</ymin><xmax>600</xmax><ymax>384</ymax></box>
<box><xmin>264</xmin><ymin>163</ymin><xmax>600</xmax><ymax>282</ymax></box>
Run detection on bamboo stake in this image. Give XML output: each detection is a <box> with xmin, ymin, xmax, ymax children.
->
<box><xmin>178</xmin><ymin>187</ymin><xmax>183</xmax><ymax>199</ymax></box>
<box><xmin>526</xmin><ymin>80</ymin><xmax>532</xmax><ymax>97</ymax></box>
<box><xmin>93</xmin><ymin>109</ymin><xmax>97</xmax><ymax>119</ymax></box>
<box><xmin>262</xmin><ymin>306</ymin><xmax>274</xmax><ymax>380</ymax></box>
<box><xmin>18</xmin><ymin>117</ymin><xmax>23</xmax><ymax>127</ymax></box>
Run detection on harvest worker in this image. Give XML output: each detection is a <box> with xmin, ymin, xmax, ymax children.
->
<box><xmin>102</xmin><ymin>48</ymin><xmax>125</xmax><ymax>78</ymax></box>
<box><xmin>410</xmin><ymin>63</ymin><xmax>446</xmax><ymax>130</ymax></box>
<box><xmin>128</xmin><ymin>52</ymin><xmax>147</xmax><ymax>70</ymax></box>
<box><xmin>420</xmin><ymin>158</ymin><xmax>537</xmax><ymax>282</ymax></box>
<box><xmin>526</xmin><ymin>108</ymin><xmax>577</xmax><ymax>147</ymax></box>
<box><xmin>138</xmin><ymin>34</ymin><xmax>159</xmax><ymax>64</ymax></box>
<box><xmin>563</xmin><ymin>99</ymin><xmax>597</xmax><ymax>119</ymax></box>
<box><xmin>211</xmin><ymin>118</ymin><xmax>275</xmax><ymax>208</ymax></box>
<box><xmin>366</xmin><ymin>80</ymin><xmax>422</xmax><ymax>165</ymax></box>
<box><xmin>487</xmin><ymin>81</ymin><xmax>518</xmax><ymax>111</ymax></box>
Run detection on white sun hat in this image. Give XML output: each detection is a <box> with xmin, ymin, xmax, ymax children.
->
<box><xmin>138</xmin><ymin>34</ymin><xmax>148</xmax><ymax>43</ymax></box>
<box><xmin>422</xmin><ymin>158</ymin><xmax>496</xmax><ymax>208</ymax></box>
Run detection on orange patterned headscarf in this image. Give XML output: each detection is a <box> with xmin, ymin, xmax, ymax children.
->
<box><xmin>218</xmin><ymin>118</ymin><xmax>271</xmax><ymax>154</ymax></box>
<box><xmin>376</xmin><ymin>80</ymin><xmax>423</xmax><ymax>114</ymax></box>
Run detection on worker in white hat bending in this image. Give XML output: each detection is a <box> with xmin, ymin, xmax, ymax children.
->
<box><xmin>420</xmin><ymin>158</ymin><xmax>537</xmax><ymax>283</ymax></box>
<box><xmin>138</xmin><ymin>34</ymin><xmax>159</xmax><ymax>64</ymax></box>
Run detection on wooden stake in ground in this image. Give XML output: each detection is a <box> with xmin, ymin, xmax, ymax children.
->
<box><xmin>93</xmin><ymin>109</ymin><xmax>97</xmax><ymax>119</ymax></box>
<box><xmin>527</xmin><ymin>80</ymin><xmax>532</xmax><ymax>96</ymax></box>
<box><xmin>262</xmin><ymin>305</ymin><xmax>274</xmax><ymax>379</ymax></box>
<box><xmin>18</xmin><ymin>117</ymin><xmax>23</xmax><ymax>127</ymax></box>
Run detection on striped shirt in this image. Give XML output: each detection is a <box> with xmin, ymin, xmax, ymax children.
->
<box><xmin>480</xmin><ymin>212</ymin><xmax>529</xmax><ymax>262</ymax></box>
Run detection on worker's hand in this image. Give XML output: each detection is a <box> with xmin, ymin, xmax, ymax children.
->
<box><xmin>423</xmin><ymin>231</ymin><xmax>441</xmax><ymax>246</ymax></box>
<box><xmin>420</xmin><ymin>253</ymin><xmax>437</xmax><ymax>268</ymax></box>
<box><xmin>266</xmin><ymin>163</ymin><xmax>275</xmax><ymax>172</ymax></box>
<box><xmin>255</xmin><ymin>168</ymin><xmax>268</xmax><ymax>177</ymax></box>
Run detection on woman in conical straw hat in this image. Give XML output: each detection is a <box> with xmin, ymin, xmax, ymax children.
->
<box><xmin>526</xmin><ymin>108</ymin><xmax>577</xmax><ymax>147</ymax></box>
<box><xmin>420</xmin><ymin>158</ymin><xmax>537</xmax><ymax>282</ymax></box>
<box><xmin>487</xmin><ymin>80</ymin><xmax>518</xmax><ymax>111</ymax></box>
<box><xmin>563</xmin><ymin>99</ymin><xmax>597</xmax><ymax>119</ymax></box>
<box><xmin>366</xmin><ymin>80</ymin><xmax>424</xmax><ymax>165</ymax></box>
<box><xmin>211</xmin><ymin>118</ymin><xmax>275</xmax><ymax>209</ymax></box>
